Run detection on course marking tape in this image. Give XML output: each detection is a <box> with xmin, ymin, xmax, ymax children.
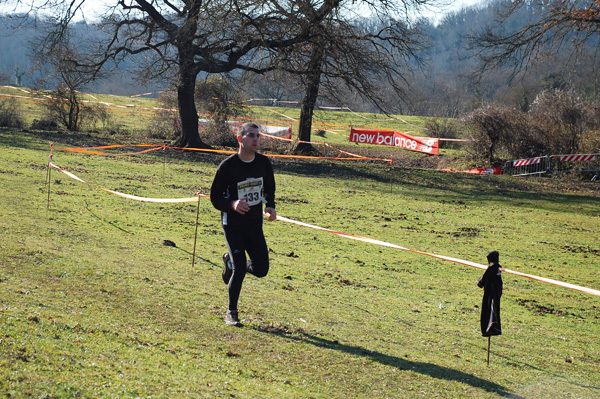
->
<box><xmin>58</xmin><ymin>145</ymin><xmax>166</xmax><ymax>156</ymax></box>
<box><xmin>56</xmin><ymin>143</ymin><xmax>391</xmax><ymax>163</ymax></box>
<box><xmin>275</xmin><ymin>216</ymin><xmax>600</xmax><ymax>297</ymax></box>
<box><xmin>47</xmin><ymin>160</ymin><xmax>600</xmax><ymax>297</ymax></box>
<box><xmin>49</xmin><ymin>162</ymin><xmax>203</xmax><ymax>203</ymax></box>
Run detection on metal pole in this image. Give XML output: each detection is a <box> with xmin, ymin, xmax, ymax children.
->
<box><xmin>163</xmin><ymin>145</ymin><xmax>167</xmax><ymax>177</ymax></box>
<box><xmin>46</xmin><ymin>163</ymin><xmax>52</xmax><ymax>209</ymax></box>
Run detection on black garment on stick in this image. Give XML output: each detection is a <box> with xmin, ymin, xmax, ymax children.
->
<box><xmin>477</xmin><ymin>250</ymin><xmax>503</xmax><ymax>337</ymax></box>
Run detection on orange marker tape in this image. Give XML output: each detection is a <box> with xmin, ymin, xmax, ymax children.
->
<box><xmin>55</xmin><ymin>142</ymin><xmax>391</xmax><ymax>163</ymax></box>
<box><xmin>57</xmin><ymin>144</ymin><xmax>165</xmax><ymax>156</ymax></box>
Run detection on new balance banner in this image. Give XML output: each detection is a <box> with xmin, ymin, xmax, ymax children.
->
<box><xmin>442</xmin><ymin>167</ymin><xmax>502</xmax><ymax>175</ymax></box>
<box><xmin>349</xmin><ymin>128</ymin><xmax>439</xmax><ymax>155</ymax></box>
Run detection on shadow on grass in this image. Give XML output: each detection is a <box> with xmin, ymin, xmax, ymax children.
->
<box><xmin>84</xmin><ymin>200</ymin><xmax>134</xmax><ymax>234</ymax></box>
<box><xmin>274</xmin><ymin>159</ymin><xmax>600</xmax><ymax>216</ymax></box>
<box><xmin>81</xmin><ymin>199</ymin><xmax>218</xmax><ymax>267</ymax></box>
<box><xmin>257</xmin><ymin>326</ymin><xmax>516</xmax><ymax>397</ymax></box>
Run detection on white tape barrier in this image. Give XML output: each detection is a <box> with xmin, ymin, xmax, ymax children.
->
<box><xmin>276</xmin><ymin>216</ymin><xmax>600</xmax><ymax>297</ymax></box>
<box><xmin>49</xmin><ymin>162</ymin><xmax>203</xmax><ymax>203</ymax></box>
<box><xmin>48</xmin><ymin>161</ymin><xmax>600</xmax><ymax>297</ymax></box>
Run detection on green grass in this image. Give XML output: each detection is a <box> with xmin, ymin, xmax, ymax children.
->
<box><xmin>1</xmin><ymin>125</ymin><xmax>599</xmax><ymax>398</ymax></box>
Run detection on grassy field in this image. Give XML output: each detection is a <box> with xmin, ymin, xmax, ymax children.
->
<box><xmin>1</xmin><ymin>122</ymin><xmax>599</xmax><ymax>398</ymax></box>
<box><xmin>0</xmin><ymin>84</ymin><xmax>465</xmax><ymax>174</ymax></box>
<box><xmin>1</xmin><ymin>88</ymin><xmax>600</xmax><ymax>398</ymax></box>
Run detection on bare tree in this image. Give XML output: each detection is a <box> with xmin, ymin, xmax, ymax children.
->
<box><xmin>41</xmin><ymin>31</ymin><xmax>100</xmax><ymax>131</ymax></box>
<box><xmin>10</xmin><ymin>0</ymin><xmax>345</xmax><ymax>148</ymax></box>
<box><xmin>194</xmin><ymin>75</ymin><xmax>246</xmax><ymax>147</ymax></box>
<box><xmin>462</xmin><ymin>104</ymin><xmax>525</xmax><ymax>166</ymax></box>
<box><xmin>275</xmin><ymin>5</ymin><xmax>430</xmax><ymax>153</ymax></box>
<box><xmin>14</xmin><ymin>66</ymin><xmax>26</xmax><ymax>86</ymax></box>
<box><xmin>529</xmin><ymin>89</ymin><xmax>591</xmax><ymax>154</ymax></box>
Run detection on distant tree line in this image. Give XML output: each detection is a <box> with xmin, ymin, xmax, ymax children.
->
<box><xmin>0</xmin><ymin>0</ymin><xmax>598</xmax><ymax>164</ymax></box>
<box><xmin>1</xmin><ymin>1</ymin><xmax>597</xmax><ymax>119</ymax></box>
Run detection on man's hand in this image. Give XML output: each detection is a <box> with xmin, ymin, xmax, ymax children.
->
<box><xmin>231</xmin><ymin>199</ymin><xmax>250</xmax><ymax>215</ymax></box>
<box><xmin>264</xmin><ymin>207</ymin><xmax>277</xmax><ymax>221</ymax></box>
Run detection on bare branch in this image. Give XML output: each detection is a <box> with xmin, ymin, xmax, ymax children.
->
<box><xmin>470</xmin><ymin>0</ymin><xmax>600</xmax><ymax>78</ymax></box>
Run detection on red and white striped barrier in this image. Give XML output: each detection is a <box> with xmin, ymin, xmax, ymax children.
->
<box><xmin>513</xmin><ymin>157</ymin><xmax>541</xmax><ymax>167</ymax></box>
<box><xmin>557</xmin><ymin>154</ymin><xmax>596</xmax><ymax>162</ymax></box>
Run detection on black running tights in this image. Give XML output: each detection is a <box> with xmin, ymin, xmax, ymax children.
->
<box><xmin>223</xmin><ymin>224</ymin><xmax>270</xmax><ymax>311</ymax></box>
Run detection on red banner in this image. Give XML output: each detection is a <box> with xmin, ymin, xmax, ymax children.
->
<box><xmin>349</xmin><ymin>128</ymin><xmax>439</xmax><ymax>155</ymax></box>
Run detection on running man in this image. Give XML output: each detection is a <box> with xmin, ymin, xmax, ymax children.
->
<box><xmin>210</xmin><ymin>122</ymin><xmax>277</xmax><ymax>326</ymax></box>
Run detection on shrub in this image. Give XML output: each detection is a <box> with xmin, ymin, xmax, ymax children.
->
<box><xmin>528</xmin><ymin>89</ymin><xmax>590</xmax><ymax>155</ymax></box>
<box><xmin>195</xmin><ymin>76</ymin><xmax>246</xmax><ymax>148</ymax></box>
<box><xmin>41</xmin><ymin>86</ymin><xmax>110</xmax><ymax>132</ymax></box>
<box><xmin>578</xmin><ymin>98</ymin><xmax>600</xmax><ymax>153</ymax></box>
<box><xmin>80</xmin><ymin>102</ymin><xmax>110</xmax><ymax>131</ymax></box>
<box><xmin>423</xmin><ymin>117</ymin><xmax>462</xmax><ymax>149</ymax></box>
<box><xmin>424</xmin><ymin>117</ymin><xmax>460</xmax><ymax>139</ymax></box>
<box><xmin>147</xmin><ymin>91</ymin><xmax>180</xmax><ymax>141</ymax></box>
<box><xmin>30</xmin><ymin>118</ymin><xmax>59</xmax><ymax>131</ymax></box>
<box><xmin>200</xmin><ymin>120</ymin><xmax>238</xmax><ymax>148</ymax></box>
<box><xmin>0</xmin><ymin>98</ymin><xmax>25</xmax><ymax>128</ymax></box>
<box><xmin>43</xmin><ymin>85</ymin><xmax>84</xmax><ymax>131</ymax></box>
<box><xmin>461</xmin><ymin>104</ymin><xmax>525</xmax><ymax>166</ymax></box>
<box><xmin>579</xmin><ymin>129</ymin><xmax>600</xmax><ymax>154</ymax></box>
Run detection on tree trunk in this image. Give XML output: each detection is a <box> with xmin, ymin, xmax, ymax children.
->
<box><xmin>293</xmin><ymin>44</ymin><xmax>325</xmax><ymax>155</ymax></box>
<box><xmin>175</xmin><ymin>60</ymin><xmax>207</xmax><ymax>148</ymax></box>
<box><xmin>68</xmin><ymin>91</ymin><xmax>79</xmax><ymax>131</ymax></box>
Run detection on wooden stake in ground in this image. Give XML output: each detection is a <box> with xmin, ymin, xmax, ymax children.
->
<box><xmin>487</xmin><ymin>336</ymin><xmax>491</xmax><ymax>366</ymax></box>
<box><xmin>162</xmin><ymin>145</ymin><xmax>167</xmax><ymax>177</ymax></box>
<box><xmin>192</xmin><ymin>193</ymin><xmax>201</xmax><ymax>268</ymax></box>
<box><xmin>47</xmin><ymin>143</ymin><xmax>54</xmax><ymax>209</ymax></box>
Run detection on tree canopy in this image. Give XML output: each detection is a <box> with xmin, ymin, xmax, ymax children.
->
<box><xmin>472</xmin><ymin>0</ymin><xmax>600</xmax><ymax>74</ymax></box>
<box><xmin>2</xmin><ymin>1</ymin><xmax>598</xmax><ymax>124</ymax></box>
<box><xmin>9</xmin><ymin>0</ymin><xmax>349</xmax><ymax>147</ymax></box>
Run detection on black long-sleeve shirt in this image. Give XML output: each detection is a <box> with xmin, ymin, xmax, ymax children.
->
<box><xmin>210</xmin><ymin>153</ymin><xmax>276</xmax><ymax>227</ymax></box>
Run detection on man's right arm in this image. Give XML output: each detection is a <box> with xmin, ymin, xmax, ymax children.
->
<box><xmin>210</xmin><ymin>166</ymin><xmax>232</xmax><ymax>213</ymax></box>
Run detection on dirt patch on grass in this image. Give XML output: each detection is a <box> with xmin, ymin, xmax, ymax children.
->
<box><xmin>562</xmin><ymin>245</ymin><xmax>600</xmax><ymax>257</ymax></box>
<box><xmin>516</xmin><ymin>298</ymin><xmax>583</xmax><ymax>318</ymax></box>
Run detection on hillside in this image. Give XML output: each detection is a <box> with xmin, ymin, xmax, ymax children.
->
<box><xmin>0</xmin><ymin>84</ymin><xmax>469</xmax><ymax>171</ymax></box>
<box><xmin>1</xmin><ymin>123</ymin><xmax>599</xmax><ymax>397</ymax></box>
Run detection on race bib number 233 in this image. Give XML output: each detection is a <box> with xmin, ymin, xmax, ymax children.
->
<box><xmin>237</xmin><ymin>177</ymin><xmax>264</xmax><ymax>206</ymax></box>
